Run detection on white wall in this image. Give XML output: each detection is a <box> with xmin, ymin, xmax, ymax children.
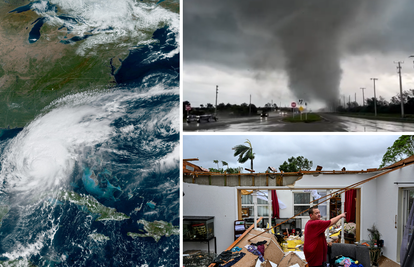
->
<box><xmin>183</xmin><ymin>183</ymin><xmax>237</xmax><ymax>253</ymax></box>
<box><xmin>360</xmin><ymin>178</ymin><xmax>378</xmax><ymax>241</ymax></box>
<box><xmin>375</xmin><ymin>165</ymin><xmax>414</xmax><ymax>263</ymax></box>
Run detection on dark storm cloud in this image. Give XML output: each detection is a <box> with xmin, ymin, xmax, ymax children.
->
<box><xmin>184</xmin><ymin>0</ymin><xmax>413</xmax><ymax>106</ymax></box>
<box><xmin>183</xmin><ymin>135</ymin><xmax>398</xmax><ymax>173</ymax></box>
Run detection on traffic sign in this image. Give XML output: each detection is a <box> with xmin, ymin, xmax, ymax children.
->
<box><xmin>291</xmin><ymin>102</ymin><xmax>296</xmax><ymax>108</ymax></box>
<box><xmin>299</xmin><ymin>106</ymin><xmax>304</xmax><ymax>112</ymax></box>
<box><xmin>186</xmin><ymin>105</ymin><xmax>191</xmax><ymax>111</ymax></box>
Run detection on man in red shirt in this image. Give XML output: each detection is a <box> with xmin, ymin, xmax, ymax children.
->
<box><xmin>304</xmin><ymin>206</ymin><xmax>346</xmax><ymax>267</ymax></box>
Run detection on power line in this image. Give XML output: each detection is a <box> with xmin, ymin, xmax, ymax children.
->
<box><xmin>360</xmin><ymin>88</ymin><xmax>365</xmax><ymax>106</ymax></box>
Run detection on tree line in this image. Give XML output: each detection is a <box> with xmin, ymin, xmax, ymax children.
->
<box><xmin>183</xmin><ymin>101</ymin><xmax>279</xmax><ymax>118</ymax></box>
<box><xmin>337</xmin><ymin>89</ymin><xmax>414</xmax><ymax>115</ymax></box>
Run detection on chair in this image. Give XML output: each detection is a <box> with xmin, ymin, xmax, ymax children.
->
<box><xmin>329</xmin><ymin>243</ymin><xmax>370</xmax><ymax>267</ymax></box>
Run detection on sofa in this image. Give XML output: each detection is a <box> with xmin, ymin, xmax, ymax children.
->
<box><xmin>328</xmin><ymin>243</ymin><xmax>371</xmax><ymax>267</ymax></box>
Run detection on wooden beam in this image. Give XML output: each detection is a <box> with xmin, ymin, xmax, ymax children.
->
<box><xmin>183</xmin><ymin>158</ymin><xmax>199</xmax><ymax>161</ymax></box>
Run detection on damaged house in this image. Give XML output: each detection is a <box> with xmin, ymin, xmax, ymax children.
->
<box><xmin>183</xmin><ymin>156</ymin><xmax>414</xmax><ymax>266</ymax></box>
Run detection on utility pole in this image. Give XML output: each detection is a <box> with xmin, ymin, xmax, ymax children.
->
<box><xmin>395</xmin><ymin>61</ymin><xmax>405</xmax><ymax>118</ymax></box>
<box><xmin>249</xmin><ymin>94</ymin><xmax>252</xmax><ymax>116</ymax></box>
<box><xmin>360</xmin><ymin>88</ymin><xmax>365</xmax><ymax>106</ymax></box>
<box><xmin>370</xmin><ymin>78</ymin><xmax>378</xmax><ymax>117</ymax></box>
<box><xmin>348</xmin><ymin>95</ymin><xmax>351</xmax><ymax>111</ymax></box>
<box><xmin>354</xmin><ymin>92</ymin><xmax>356</xmax><ymax>104</ymax></box>
<box><xmin>215</xmin><ymin>85</ymin><xmax>218</xmax><ymax>116</ymax></box>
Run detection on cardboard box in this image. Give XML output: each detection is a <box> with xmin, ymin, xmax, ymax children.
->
<box><xmin>231</xmin><ymin>229</ymin><xmax>284</xmax><ymax>267</ymax></box>
<box><xmin>277</xmin><ymin>252</ymin><xmax>306</xmax><ymax>267</ymax></box>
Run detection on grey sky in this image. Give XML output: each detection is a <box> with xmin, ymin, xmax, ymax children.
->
<box><xmin>183</xmin><ymin>135</ymin><xmax>400</xmax><ymax>173</ymax></box>
<box><xmin>184</xmin><ymin>0</ymin><xmax>414</xmax><ymax>110</ymax></box>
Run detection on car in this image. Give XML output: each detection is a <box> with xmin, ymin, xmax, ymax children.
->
<box><xmin>186</xmin><ymin>114</ymin><xmax>198</xmax><ymax>123</ymax></box>
<box><xmin>197</xmin><ymin>114</ymin><xmax>217</xmax><ymax>122</ymax></box>
<box><xmin>260</xmin><ymin>112</ymin><xmax>268</xmax><ymax>117</ymax></box>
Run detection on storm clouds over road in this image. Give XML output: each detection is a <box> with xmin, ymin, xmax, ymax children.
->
<box><xmin>184</xmin><ymin>0</ymin><xmax>414</xmax><ymax>109</ymax></box>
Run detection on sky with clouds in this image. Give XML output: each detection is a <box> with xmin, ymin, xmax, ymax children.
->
<box><xmin>183</xmin><ymin>134</ymin><xmax>401</xmax><ymax>173</ymax></box>
<box><xmin>183</xmin><ymin>0</ymin><xmax>414</xmax><ymax>110</ymax></box>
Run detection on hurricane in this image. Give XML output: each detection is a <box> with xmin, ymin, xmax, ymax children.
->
<box><xmin>0</xmin><ymin>0</ymin><xmax>179</xmax><ymax>265</ymax></box>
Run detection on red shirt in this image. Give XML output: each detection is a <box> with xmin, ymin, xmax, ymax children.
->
<box><xmin>304</xmin><ymin>219</ymin><xmax>331</xmax><ymax>266</ymax></box>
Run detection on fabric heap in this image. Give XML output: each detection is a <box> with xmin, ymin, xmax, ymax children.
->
<box><xmin>334</xmin><ymin>256</ymin><xmax>355</xmax><ymax>267</ymax></box>
<box><xmin>247</xmin><ymin>245</ymin><xmax>265</xmax><ymax>262</ymax></box>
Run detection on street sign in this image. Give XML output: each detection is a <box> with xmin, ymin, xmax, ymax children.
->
<box><xmin>186</xmin><ymin>105</ymin><xmax>191</xmax><ymax>111</ymax></box>
<box><xmin>298</xmin><ymin>99</ymin><xmax>303</xmax><ymax>105</ymax></box>
<box><xmin>291</xmin><ymin>102</ymin><xmax>296</xmax><ymax>108</ymax></box>
<box><xmin>299</xmin><ymin>106</ymin><xmax>304</xmax><ymax>112</ymax></box>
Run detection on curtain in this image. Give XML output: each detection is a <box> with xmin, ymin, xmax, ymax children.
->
<box><xmin>345</xmin><ymin>189</ymin><xmax>356</xmax><ymax>222</ymax></box>
<box><xmin>272</xmin><ymin>190</ymin><xmax>280</xmax><ymax>219</ymax></box>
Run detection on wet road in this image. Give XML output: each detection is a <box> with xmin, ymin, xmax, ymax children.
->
<box><xmin>183</xmin><ymin>113</ymin><xmax>414</xmax><ymax>132</ymax></box>
<box><xmin>320</xmin><ymin>113</ymin><xmax>414</xmax><ymax>132</ymax></box>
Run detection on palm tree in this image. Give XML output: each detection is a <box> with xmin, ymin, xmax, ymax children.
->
<box><xmin>232</xmin><ymin>139</ymin><xmax>255</xmax><ymax>171</ymax></box>
<box><xmin>222</xmin><ymin>161</ymin><xmax>228</xmax><ymax>171</ymax></box>
<box><xmin>213</xmin><ymin>159</ymin><xmax>219</xmax><ymax>169</ymax></box>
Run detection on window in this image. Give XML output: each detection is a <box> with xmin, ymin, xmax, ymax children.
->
<box><xmin>293</xmin><ymin>190</ymin><xmax>327</xmax><ymax>218</ymax></box>
<box><xmin>293</xmin><ymin>192</ymin><xmax>311</xmax><ymax>216</ymax></box>
<box><xmin>241</xmin><ymin>190</ymin><xmax>272</xmax><ymax>228</ymax></box>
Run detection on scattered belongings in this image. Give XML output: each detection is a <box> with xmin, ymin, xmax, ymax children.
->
<box><xmin>208</xmin><ymin>229</ymin><xmax>306</xmax><ymax>267</ymax></box>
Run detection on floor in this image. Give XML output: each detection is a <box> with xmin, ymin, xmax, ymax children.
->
<box><xmin>183</xmin><ymin>251</ymin><xmax>401</xmax><ymax>267</ymax></box>
<box><xmin>378</xmin><ymin>256</ymin><xmax>400</xmax><ymax>267</ymax></box>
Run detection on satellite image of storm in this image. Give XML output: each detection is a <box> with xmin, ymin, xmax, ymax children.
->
<box><xmin>0</xmin><ymin>0</ymin><xmax>179</xmax><ymax>266</ymax></box>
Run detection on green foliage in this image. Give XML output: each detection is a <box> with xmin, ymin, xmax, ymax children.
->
<box><xmin>208</xmin><ymin>167</ymin><xmax>242</xmax><ymax>174</ymax></box>
<box><xmin>367</xmin><ymin>224</ymin><xmax>381</xmax><ymax>245</ymax></box>
<box><xmin>232</xmin><ymin>139</ymin><xmax>255</xmax><ymax>170</ymax></box>
<box><xmin>282</xmin><ymin>113</ymin><xmax>321</xmax><ymax>123</ymax></box>
<box><xmin>379</xmin><ymin>135</ymin><xmax>414</xmax><ymax>168</ymax></box>
<box><xmin>279</xmin><ymin>156</ymin><xmax>313</xmax><ymax>172</ymax></box>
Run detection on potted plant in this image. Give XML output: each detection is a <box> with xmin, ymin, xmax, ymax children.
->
<box><xmin>367</xmin><ymin>224</ymin><xmax>381</xmax><ymax>247</ymax></box>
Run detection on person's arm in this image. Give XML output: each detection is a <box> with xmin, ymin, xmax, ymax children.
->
<box><xmin>329</xmin><ymin>212</ymin><xmax>346</xmax><ymax>227</ymax></box>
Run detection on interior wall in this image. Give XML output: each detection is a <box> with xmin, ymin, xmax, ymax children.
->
<box><xmin>183</xmin><ymin>183</ymin><xmax>237</xmax><ymax>253</ymax></box>
<box><xmin>360</xmin><ymin>178</ymin><xmax>378</xmax><ymax>244</ymax></box>
<box><xmin>376</xmin><ymin>165</ymin><xmax>414</xmax><ymax>263</ymax></box>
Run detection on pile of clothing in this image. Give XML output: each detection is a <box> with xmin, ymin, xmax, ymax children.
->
<box><xmin>211</xmin><ymin>250</ymin><xmax>246</xmax><ymax>267</ymax></box>
<box><xmin>246</xmin><ymin>241</ymin><xmax>267</xmax><ymax>262</ymax></box>
<box><xmin>331</xmin><ymin>256</ymin><xmax>364</xmax><ymax>267</ymax></box>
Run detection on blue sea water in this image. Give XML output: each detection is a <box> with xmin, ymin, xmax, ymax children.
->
<box><xmin>0</xmin><ymin>6</ymin><xmax>179</xmax><ymax>267</ymax></box>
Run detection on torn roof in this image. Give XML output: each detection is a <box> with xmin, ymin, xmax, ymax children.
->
<box><xmin>184</xmin><ymin>155</ymin><xmax>414</xmax><ymax>176</ymax></box>
<box><xmin>183</xmin><ymin>158</ymin><xmax>209</xmax><ymax>174</ymax></box>
<box><xmin>183</xmin><ymin>158</ymin><xmax>380</xmax><ymax>176</ymax></box>
<box><xmin>380</xmin><ymin>155</ymin><xmax>414</xmax><ymax>170</ymax></box>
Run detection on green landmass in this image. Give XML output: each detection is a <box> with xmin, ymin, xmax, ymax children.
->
<box><xmin>58</xmin><ymin>191</ymin><xmax>130</xmax><ymax>221</ymax></box>
<box><xmin>0</xmin><ymin>205</ymin><xmax>10</xmax><ymax>227</ymax></box>
<box><xmin>0</xmin><ymin>0</ymin><xmax>179</xmax><ymax>128</ymax></box>
<box><xmin>127</xmin><ymin>219</ymin><xmax>179</xmax><ymax>242</ymax></box>
<box><xmin>88</xmin><ymin>233</ymin><xmax>110</xmax><ymax>242</ymax></box>
<box><xmin>282</xmin><ymin>113</ymin><xmax>322</xmax><ymax>123</ymax></box>
<box><xmin>0</xmin><ymin>259</ymin><xmax>37</xmax><ymax>267</ymax></box>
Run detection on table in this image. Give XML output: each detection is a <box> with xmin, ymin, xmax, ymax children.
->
<box><xmin>369</xmin><ymin>247</ymin><xmax>381</xmax><ymax>266</ymax></box>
